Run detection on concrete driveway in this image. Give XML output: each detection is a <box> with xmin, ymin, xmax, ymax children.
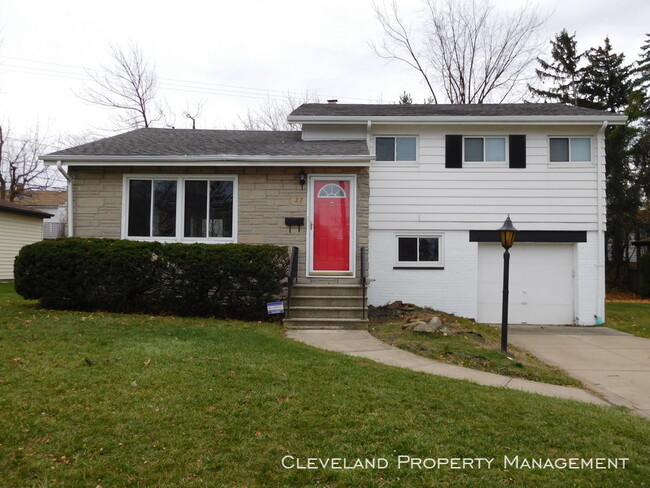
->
<box><xmin>508</xmin><ymin>325</ymin><xmax>650</xmax><ymax>420</ymax></box>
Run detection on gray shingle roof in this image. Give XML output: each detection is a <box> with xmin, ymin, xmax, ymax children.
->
<box><xmin>289</xmin><ymin>103</ymin><xmax>620</xmax><ymax>118</ymax></box>
<box><xmin>44</xmin><ymin>129</ymin><xmax>369</xmax><ymax>158</ymax></box>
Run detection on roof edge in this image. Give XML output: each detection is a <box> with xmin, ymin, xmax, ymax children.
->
<box><xmin>287</xmin><ymin>115</ymin><xmax>628</xmax><ymax>125</ymax></box>
<box><xmin>0</xmin><ymin>202</ymin><xmax>53</xmax><ymax>219</ymax></box>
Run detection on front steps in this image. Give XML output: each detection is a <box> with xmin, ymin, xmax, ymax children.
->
<box><xmin>284</xmin><ymin>283</ymin><xmax>368</xmax><ymax>330</ymax></box>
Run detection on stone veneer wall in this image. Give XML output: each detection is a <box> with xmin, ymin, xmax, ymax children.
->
<box><xmin>71</xmin><ymin>166</ymin><xmax>369</xmax><ymax>279</ymax></box>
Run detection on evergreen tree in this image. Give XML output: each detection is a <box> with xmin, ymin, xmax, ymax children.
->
<box><xmin>580</xmin><ymin>37</ymin><xmax>636</xmax><ymax>283</ymax></box>
<box><xmin>580</xmin><ymin>37</ymin><xmax>632</xmax><ymax>112</ymax></box>
<box><xmin>633</xmin><ymin>33</ymin><xmax>650</xmax><ymax>94</ymax></box>
<box><xmin>398</xmin><ymin>91</ymin><xmax>413</xmax><ymax>104</ymax></box>
<box><xmin>529</xmin><ymin>29</ymin><xmax>583</xmax><ymax>105</ymax></box>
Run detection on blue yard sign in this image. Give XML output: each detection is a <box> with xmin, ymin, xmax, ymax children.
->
<box><xmin>267</xmin><ymin>301</ymin><xmax>285</xmax><ymax>314</ymax></box>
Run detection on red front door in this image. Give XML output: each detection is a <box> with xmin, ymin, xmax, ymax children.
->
<box><xmin>312</xmin><ymin>179</ymin><xmax>351</xmax><ymax>273</ymax></box>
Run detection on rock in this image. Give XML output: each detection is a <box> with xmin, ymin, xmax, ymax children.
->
<box><xmin>412</xmin><ymin>321</ymin><xmax>440</xmax><ymax>333</ymax></box>
<box><xmin>387</xmin><ymin>300</ymin><xmax>403</xmax><ymax>310</ymax></box>
<box><xmin>438</xmin><ymin>326</ymin><xmax>452</xmax><ymax>336</ymax></box>
<box><xmin>427</xmin><ymin>316</ymin><xmax>444</xmax><ymax>328</ymax></box>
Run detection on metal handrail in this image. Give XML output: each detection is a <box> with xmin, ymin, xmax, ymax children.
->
<box><xmin>360</xmin><ymin>246</ymin><xmax>368</xmax><ymax>319</ymax></box>
<box><xmin>287</xmin><ymin>246</ymin><xmax>299</xmax><ymax>318</ymax></box>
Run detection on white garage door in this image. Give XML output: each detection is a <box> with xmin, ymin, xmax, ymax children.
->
<box><xmin>478</xmin><ymin>243</ymin><xmax>575</xmax><ymax>325</ymax></box>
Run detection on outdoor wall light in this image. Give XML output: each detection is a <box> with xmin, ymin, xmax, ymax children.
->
<box><xmin>498</xmin><ymin>215</ymin><xmax>518</xmax><ymax>355</ymax></box>
<box><xmin>298</xmin><ymin>168</ymin><xmax>307</xmax><ymax>189</ymax></box>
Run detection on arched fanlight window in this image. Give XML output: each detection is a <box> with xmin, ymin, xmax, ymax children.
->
<box><xmin>317</xmin><ymin>183</ymin><xmax>346</xmax><ymax>198</ymax></box>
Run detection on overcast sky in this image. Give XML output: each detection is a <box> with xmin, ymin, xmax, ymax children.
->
<box><xmin>1</xmin><ymin>0</ymin><xmax>648</xmax><ymax>146</ymax></box>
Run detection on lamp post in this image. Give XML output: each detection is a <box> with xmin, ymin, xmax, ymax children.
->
<box><xmin>498</xmin><ymin>215</ymin><xmax>518</xmax><ymax>355</ymax></box>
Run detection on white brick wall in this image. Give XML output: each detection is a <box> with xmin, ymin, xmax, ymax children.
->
<box><xmin>368</xmin><ymin>229</ymin><xmax>604</xmax><ymax>325</ymax></box>
<box><xmin>575</xmin><ymin>231</ymin><xmax>604</xmax><ymax>325</ymax></box>
<box><xmin>368</xmin><ymin>230</ymin><xmax>478</xmax><ymax>319</ymax></box>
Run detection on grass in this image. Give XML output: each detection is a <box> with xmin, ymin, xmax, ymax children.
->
<box><xmin>606</xmin><ymin>302</ymin><xmax>650</xmax><ymax>338</ymax></box>
<box><xmin>1</xmin><ymin>282</ymin><xmax>649</xmax><ymax>487</ymax></box>
<box><xmin>369</xmin><ymin>306</ymin><xmax>581</xmax><ymax>387</ymax></box>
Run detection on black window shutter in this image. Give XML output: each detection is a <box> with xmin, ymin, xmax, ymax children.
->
<box><xmin>509</xmin><ymin>135</ymin><xmax>526</xmax><ymax>168</ymax></box>
<box><xmin>445</xmin><ymin>135</ymin><xmax>462</xmax><ymax>168</ymax></box>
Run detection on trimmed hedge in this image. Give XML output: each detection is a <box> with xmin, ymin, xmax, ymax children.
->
<box><xmin>14</xmin><ymin>238</ymin><xmax>289</xmax><ymax>320</ymax></box>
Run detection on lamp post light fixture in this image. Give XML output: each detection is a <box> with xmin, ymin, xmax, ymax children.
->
<box><xmin>498</xmin><ymin>215</ymin><xmax>518</xmax><ymax>355</ymax></box>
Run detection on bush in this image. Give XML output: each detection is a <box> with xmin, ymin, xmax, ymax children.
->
<box><xmin>14</xmin><ymin>238</ymin><xmax>289</xmax><ymax>320</ymax></box>
<box><xmin>640</xmin><ymin>253</ymin><xmax>650</xmax><ymax>298</ymax></box>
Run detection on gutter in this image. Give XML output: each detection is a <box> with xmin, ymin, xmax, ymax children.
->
<box><xmin>595</xmin><ymin>121</ymin><xmax>608</xmax><ymax>325</ymax></box>
<box><xmin>41</xmin><ymin>154</ymin><xmax>372</xmax><ymax>166</ymax></box>
<box><xmin>56</xmin><ymin>161</ymin><xmax>73</xmax><ymax>237</ymax></box>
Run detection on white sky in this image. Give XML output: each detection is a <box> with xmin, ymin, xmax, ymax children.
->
<box><xmin>1</xmin><ymin>0</ymin><xmax>648</xmax><ymax>146</ymax></box>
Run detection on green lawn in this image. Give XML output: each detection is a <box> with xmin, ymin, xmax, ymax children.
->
<box><xmin>606</xmin><ymin>302</ymin><xmax>650</xmax><ymax>338</ymax></box>
<box><xmin>1</xmin><ymin>283</ymin><xmax>649</xmax><ymax>487</ymax></box>
<box><xmin>369</xmin><ymin>307</ymin><xmax>580</xmax><ymax>386</ymax></box>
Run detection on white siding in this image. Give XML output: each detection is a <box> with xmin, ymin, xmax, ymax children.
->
<box><xmin>302</xmin><ymin>124</ymin><xmax>367</xmax><ymax>141</ymax></box>
<box><xmin>360</xmin><ymin>122</ymin><xmax>606</xmax><ymax>325</ymax></box>
<box><xmin>0</xmin><ymin>212</ymin><xmax>44</xmax><ymax>280</ymax></box>
<box><xmin>368</xmin><ymin>124</ymin><xmax>605</xmax><ymax>232</ymax></box>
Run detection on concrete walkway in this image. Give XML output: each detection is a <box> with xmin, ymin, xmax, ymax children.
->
<box><xmin>286</xmin><ymin>329</ymin><xmax>608</xmax><ymax>406</ymax></box>
<box><xmin>508</xmin><ymin>325</ymin><xmax>650</xmax><ymax>420</ymax></box>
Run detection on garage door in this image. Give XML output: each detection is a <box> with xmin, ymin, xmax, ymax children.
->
<box><xmin>477</xmin><ymin>243</ymin><xmax>575</xmax><ymax>325</ymax></box>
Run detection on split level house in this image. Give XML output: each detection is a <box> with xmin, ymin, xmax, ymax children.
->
<box><xmin>41</xmin><ymin>103</ymin><xmax>626</xmax><ymax>327</ymax></box>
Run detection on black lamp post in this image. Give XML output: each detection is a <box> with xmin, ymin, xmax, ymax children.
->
<box><xmin>498</xmin><ymin>215</ymin><xmax>518</xmax><ymax>355</ymax></box>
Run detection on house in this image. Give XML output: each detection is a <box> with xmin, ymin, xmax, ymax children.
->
<box><xmin>14</xmin><ymin>190</ymin><xmax>68</xmax><ymax>239</ymax></box>
<box><xmin>41</xmin><ymin>103</ymin><xmax>626</xmax><ymax>326</ymax></box>
<box><xmin>0</xmin><ymin>200</ymin><xmax>52</xmax><ymax>280</ymax></box>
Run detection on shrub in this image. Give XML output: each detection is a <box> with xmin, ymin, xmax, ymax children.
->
<box><xmin>14</xmin><ymin>238</ymin><xmax>289</xmax><ymax>320</ymax></box>
<box><xmin>640</xmin><ymin>253</ymin><xmax>650</xmax><ymax>298</ymax></box>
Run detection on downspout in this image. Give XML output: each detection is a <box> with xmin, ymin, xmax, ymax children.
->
<box><xmin>366</xmin><ymin>120</ymin><xmax>372</xmax><ymax>152</ymax></box>
<box><xmin>595</xmin><ymin>121</ymin><xmax>607</xmax><ymax>325</ymax></box>
<box><xmin>56</xmin><ymin>161</ymin><xmax>73</xmax><ymax>237</ymax></box>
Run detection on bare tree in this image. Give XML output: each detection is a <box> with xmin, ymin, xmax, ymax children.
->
<box><xmin>239</xmin><ymin>90</ymin><xmax>320</xmax><ymax>131</ymax></box>
<box><xmin>0</xmin><ymin>124</ymin><xmax>61</xmax><ymax>201</ymax></box>
<box><xmin>372</xmin><ymin>0</ymin><xmax>546</xmax><ymax>103</ymax></box>
<box><xmin>80</xmin><ymin>43</ymin><xmax>165</xmax><ymax>130</ymax></box>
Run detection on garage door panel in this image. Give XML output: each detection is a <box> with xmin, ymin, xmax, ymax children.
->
<box><xmin>478</xmin><ymin>243</ymin><xmax>574</xmax><ymax>325</ymax></box>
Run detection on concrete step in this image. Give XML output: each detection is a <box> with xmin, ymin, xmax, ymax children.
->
<box><xmin>291</xmin><ymin>284</ymin><xmax>363</xmax><ymax>297</ymax></box>
<box><xmin>283</xmin><ymin>318</ymin><xmax>369</xmax><ymax>330</ymax></box>
<box><xmin>291</xmin><ymin>295</ymin><xmax>363</xmax><ymax>307</ymax></box>
<box><xmin>289</xmin><ymin>306</ymin><xmax>365</xmax><ymax>319</ymax></box>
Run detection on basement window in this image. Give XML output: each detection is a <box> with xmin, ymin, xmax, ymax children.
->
<box><xmin>394</xmin><ymin>235</ymin><xmax>444</xmax><ymax>268</ymax></box>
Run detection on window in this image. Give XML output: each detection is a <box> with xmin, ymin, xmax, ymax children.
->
<box><xmin>396</xmin><ymin>236</ymin><xmax>442</xmax><ymax>266</ymax></box>
<box><xmin>549</xmin><ymin>137</ymin><xmax>591</xmax><ymax>162</ymax></box>
<box><xmin>463</xmin><ymin>137</ymin><xmax>506</xmax><ymax>162</ymax></box>
<box><xmin>125</xmin><ymin>176</ymin><xmax>235</xmax><ymax>241</ymax></box>
<box><xmin>376</xmin><ymin>136</ymin><xmax>417</xmax><ymax>161</ymax></box>
<box><xmin>317</xmin><ymin>183</ymin><xmax>346</xmax><ymax>198</ymax></box>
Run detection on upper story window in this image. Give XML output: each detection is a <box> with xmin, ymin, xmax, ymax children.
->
<box><xmin>464</xmin><ymin>137</ymin><xmax>506</xmax><ymax>162</ymax></box>
<box><xmin>549</xmin><ymin>137</ymin><xmax>591</xmax><ymax>162</ymax></box>
<box><xmin>376</xmin><ymin>136</ymin><xmax>417</xmax><ymax>161</ymax></box>
<box><xmin>125</xmin><ymin>176</ymin><xmax>235</xmax><ymax>242</ymax></box>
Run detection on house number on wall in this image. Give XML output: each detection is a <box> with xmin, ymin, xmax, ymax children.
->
<box><xmin>291</xmin><ymin>196</ymin><xmax>305</xmax><ymax>205</ymax></box>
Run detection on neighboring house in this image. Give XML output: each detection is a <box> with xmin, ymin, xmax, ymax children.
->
<box><xmin>0</xmin><ymin>200</ymin><xmax>52</xmax><ymax>280</ymax></box>
<box><xmin>41</xmin><ymin>103</ymin><xmax>626</xmax><ymax>326</ymax></box>
<box><xmin>15</xmin><ymin>190</ymin><xmax>68</xmax><ymax>239</ymax></box>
